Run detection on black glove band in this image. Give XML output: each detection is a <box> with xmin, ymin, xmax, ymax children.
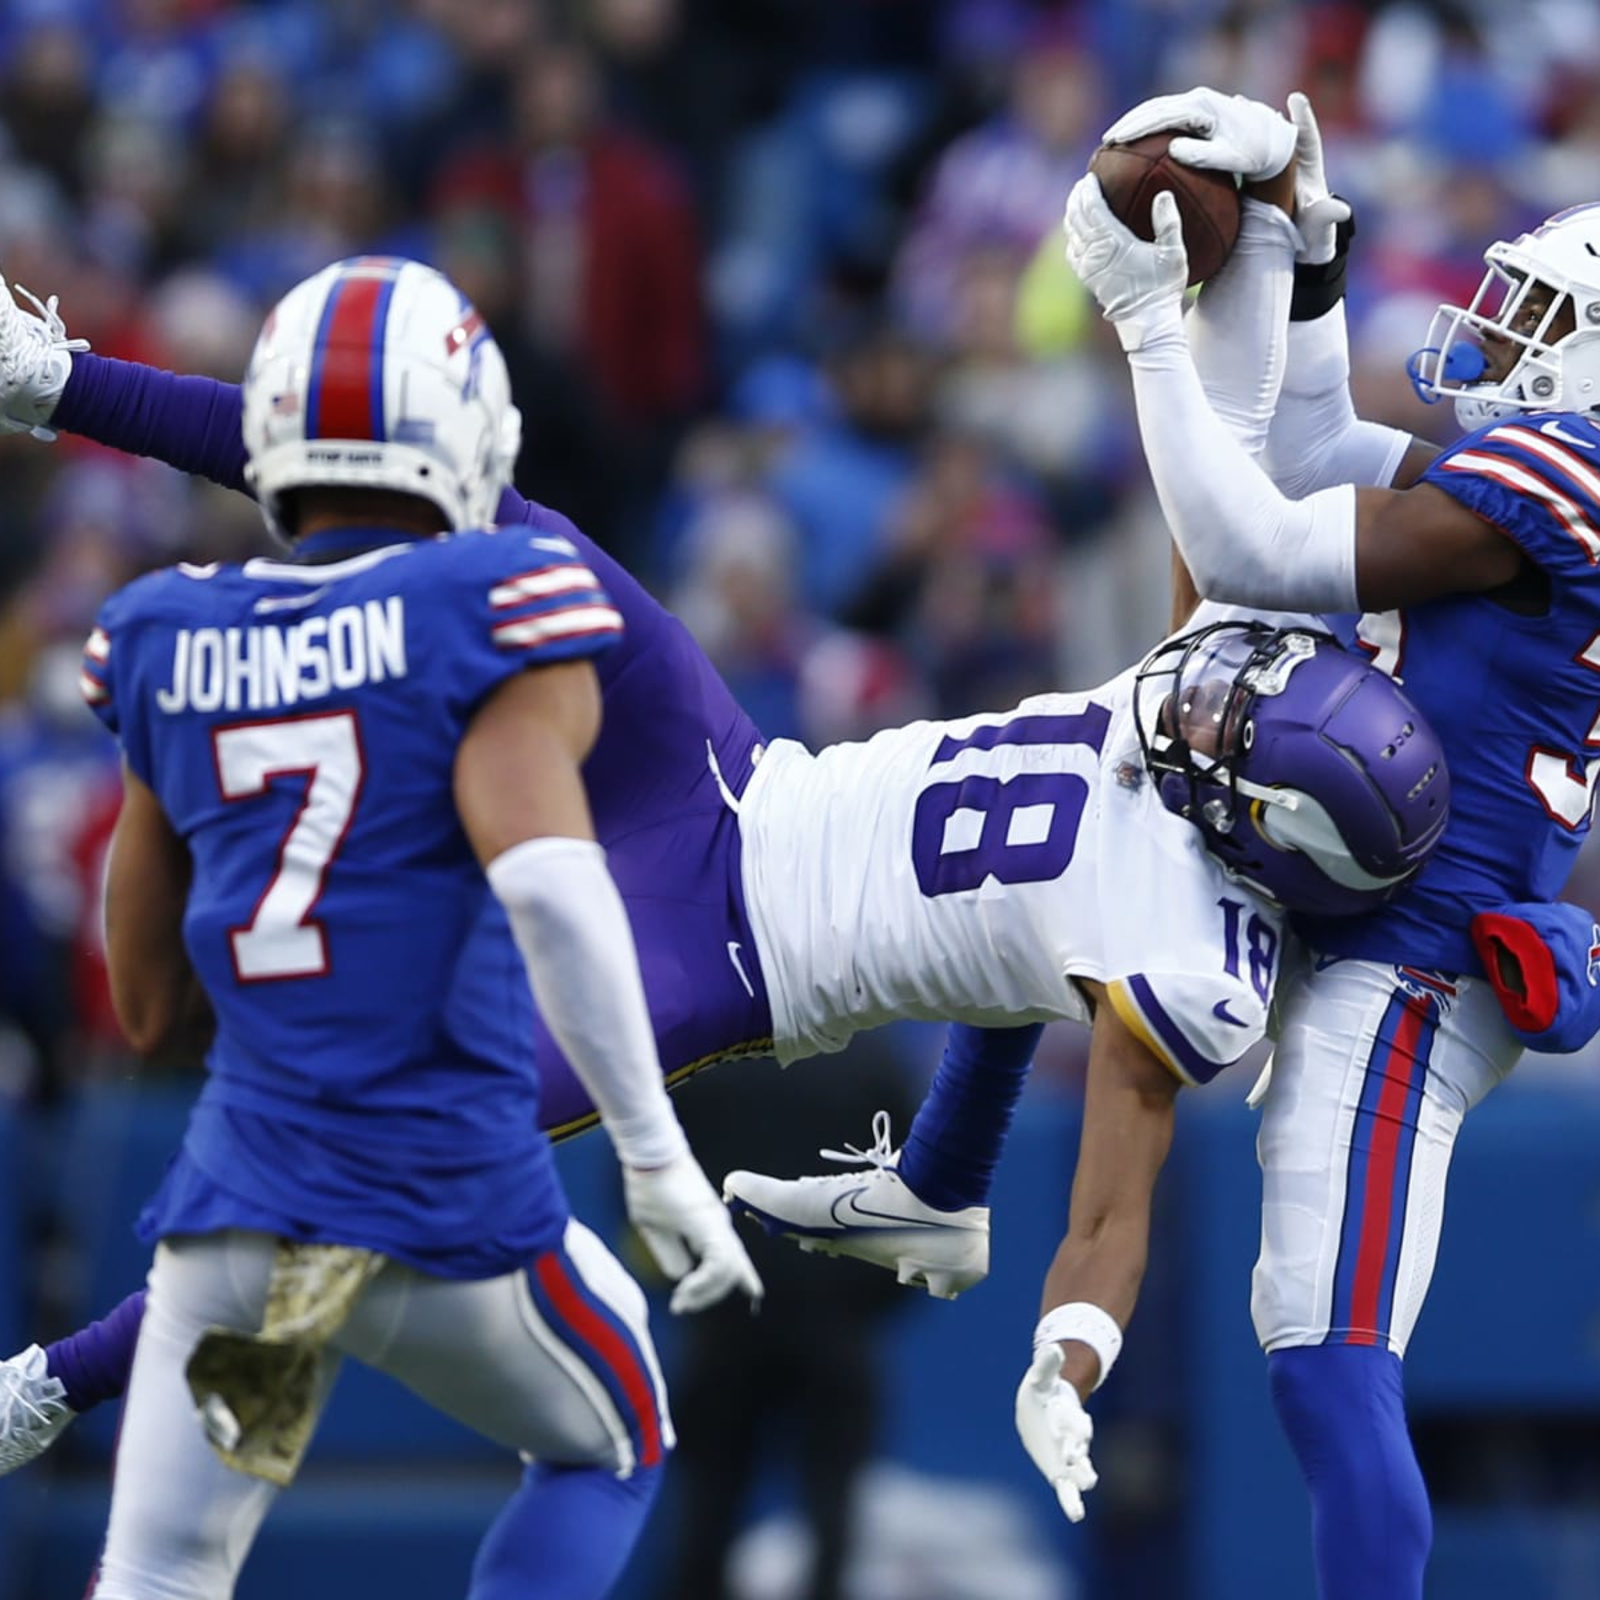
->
<box><xmin>1290</xmin><ymin>205</ymin><xmax>1356</xmax><ymax>323</ymax></box>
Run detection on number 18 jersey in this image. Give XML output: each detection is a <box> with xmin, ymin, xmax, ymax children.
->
<box><xmin>738</xmin><ymin>668</ymin><xmax>1286</xmax><ymax>1086</ymax></box>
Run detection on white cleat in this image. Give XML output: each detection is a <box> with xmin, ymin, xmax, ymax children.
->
<box><xmin>722</xmin><ymin>1111</ymin><xmax>990</xmax><ymax>1300</ymax></box>
<box><xmin>0</xmin><ymin>275</ymin><xmax>88</xmax><ymax>440</ymax></box>
<box><xmin>0</xmin><ymin>1344</ymin><xmax>75</xmax><ymax>1474</ymax></box>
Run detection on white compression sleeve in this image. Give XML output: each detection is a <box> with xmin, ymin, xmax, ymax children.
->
<box><xmin>1124</xmin><ymin>302</ymin><xmax>1361</xmax><ymax>613</ymax></box>
<box><xmin>1264</xmin><ymin>302</ymin><xmax>1413</xmax><ymax>495</ymax></box>
<box><xmin>1187</xmin><ymin>200</ymin><xmax>1300</xmax><ymax>461</ymax></box>
<box><xmin>486</xmin><ymin>836</ymin><xmax>688</xmax><ymax>1169</ymax></box>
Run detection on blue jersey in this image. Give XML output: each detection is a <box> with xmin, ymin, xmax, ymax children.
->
<box><xmin>83</xmin><ymin>528</ymin><xmax>623</xmax><ymax>1278</ymax></box>
<box><xmin>1305</xmin><ymin>411</ymin><xmax>1600</xmax><ymax>973</ymax></box>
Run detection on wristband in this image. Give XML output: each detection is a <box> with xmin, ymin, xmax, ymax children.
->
<box><xmin>1034</xmin><ymin>1302</ymin><xmax>1123</xmax><ymax>1391</ymax></box>
<box><xmin>1290</xmin><ymin>205</ymin><xmax>1356</xmax><ymax>322</ymax></box>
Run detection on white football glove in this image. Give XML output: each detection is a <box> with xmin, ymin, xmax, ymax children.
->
<box><xmin>1015</xmin><ymin>1343</ymin><xmax>1098</xmax><ymax>1523</ymax></box>
<box><xmin>624</xmin><ymin>1153</ymin><xmax>764</xmax><ymax>1315</ymax></box>
<box><xmin>0</xmin><ymin>276</ymin><xmax>88</xmax><ymax>441</ymax></box>
<box><xmin>1285</xmin><ymin>91</ymin><xmax>1351</xmax><ymax>266</ymax></box>
<box><xmin>1103</xmin><ymin>86</ymin><xmax>1296</xmax><ymax>184</ymax></box>
<box><xmin>1063</xmin><ymin>175</ymin><xmax>1188</xmax><ymax>348</ymax></box>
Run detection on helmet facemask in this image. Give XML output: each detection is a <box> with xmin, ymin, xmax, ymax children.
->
<box><xmin>1135</xmin><ymin>624</ymin><xmax>1322</xmax><ymax>875</ymax></box>
<box><xmin>1408</xmin><ymin>206</ymin><xmax>1600</xmax><ymax>429</ymax></box>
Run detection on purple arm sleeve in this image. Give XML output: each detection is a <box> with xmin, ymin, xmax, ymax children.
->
<box><xmin>52</xmin><ymin>353</ymin><xmax>252</xmax><ymax>494</ymax></box>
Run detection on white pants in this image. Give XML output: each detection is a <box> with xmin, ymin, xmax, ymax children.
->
<box><xmin>94</xmin><ymin>1221</ymin><xmax>671</xmax><ymax>1600</ymax></box>
<box><xmin>1251</xmin><ymin>955</ymin><xmax>1520</xmax><ymax>1357</ymax></box>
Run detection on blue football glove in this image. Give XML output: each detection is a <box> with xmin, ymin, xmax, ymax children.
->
<box><xmin>1470</xmin><ymin>900</ymin><xmax>1600</xmax><ymax>1053</ymax></box>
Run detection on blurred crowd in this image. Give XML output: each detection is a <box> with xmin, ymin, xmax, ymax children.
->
<box><xmin>6</xmin><ymin>0</ymin><xmax>1600</xmax><ymax>1109</ymax></box>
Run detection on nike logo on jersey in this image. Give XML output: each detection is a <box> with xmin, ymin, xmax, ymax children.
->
<box><xmin>528</xmin><ymin>535</ymin><xmax>579</xmax><ymax>556</ymax></box>
<box><xmin>1211</xmin><ymin>999</ymin><xmax>1249</xmax><ymax>1027</ymax></box>
<box><xmin>1540</xmin><ymin>418</ymin><xmax>1595</xmax><ymax>450</ymax></box>
<box><xmin>727</xmin><ymin>941</ymin><xmax>755</xmax><ymax>998</ymax></box>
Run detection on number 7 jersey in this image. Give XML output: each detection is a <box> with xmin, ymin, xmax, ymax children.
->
<box><xmin>79</xmin><ymin>529</ymin><xmax>622</xmax><ymax>1275</ymax></box>
<box><xmin>738</xmin><ymin>667</ymin><xmax>1286</xmax><ymax>1085</ymax></box>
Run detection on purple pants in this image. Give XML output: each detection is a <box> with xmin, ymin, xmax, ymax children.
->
<box><xmin>536</xmin><ymin>792</ymin><xmax>772</xmax><ymax>1142</ymax></box>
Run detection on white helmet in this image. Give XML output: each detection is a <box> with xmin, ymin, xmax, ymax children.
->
<box><xmin>1408</xmin><ymin>204</ymin><xmax>1600</xmax><ymax>431</ymax></box>
<box><xmin>241</xmin><ymin>256</ymin><xmax>522</xmax><ymax>540</ymax></box>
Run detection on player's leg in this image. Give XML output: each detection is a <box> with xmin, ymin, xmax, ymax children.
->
<box><xmin>722</xmin><ymin>1023</ymin><xmax>1040</xmax><ymax>1298</ymax></box>
<box><xmin>338</xmin><ymin>1217</ymin><xmax>671</xmax><ymax>1600</ymax></box>
<box><xmin>1252</xmin><ymin>958</ymin><xmax>1517</xmax><ymax>1600</ymax></box>
<box><xmin>94</xmin><ymin>1231</ymin><xmax>332</xmax><ymax>1600</ymax></box>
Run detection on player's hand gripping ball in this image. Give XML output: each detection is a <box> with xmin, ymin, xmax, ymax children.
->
<box><xmin>1087</xmin><ymin>132</ymin><xmax>1241</xmax><ymax>286</ymax></box>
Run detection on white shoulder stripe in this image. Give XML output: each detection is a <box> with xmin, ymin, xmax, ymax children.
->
<box><xmin>1487</xmin><ymin>424</ymin><xmax>1600</xmax><ymax>503</ymax></box>
<box><xmin>491</xmin><ymin>604</ymin><xmax>623</xmax><ymax>649</ymax></box>
<box><xmin>1440</xmin><ymin>449</ymin><xmax>1600</xmax><ymax>563</ymax></box>
<box><xmin>489</xmin><ymin>567</ymin><xmax>597</xmax><ymax>608</ymax></box>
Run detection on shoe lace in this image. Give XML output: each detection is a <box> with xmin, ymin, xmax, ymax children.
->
<box><xmin>0</xmin><ymin>1360</ymin><xmax>63</xmax><ymax>1435</ymax></box>
<box><xmin>818</xmin><ymin>1108</ymin><xmax>899</xmax><ymax>1170</ymax></box>
<box><xmin>8</xmin><ymin>282</ymin><xmax>89</xmax><ymax>359</ymax></box>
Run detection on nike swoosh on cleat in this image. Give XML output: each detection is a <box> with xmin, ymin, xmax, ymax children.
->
<box><xmin>1212</xmin><ymin>999</ymin><xmax>1248</xmax><ymax>1027</ymax></box>
<box><xmin>827</xmin><ymin>1187</ymin><xmax>960</xmax><ymax>1230</ymax></box>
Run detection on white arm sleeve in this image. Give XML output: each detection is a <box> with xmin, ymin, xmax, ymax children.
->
<box><xmin>1264</xmin><ymin>303</ymin><xmax>1413</xmax><ymax>494</ymax></box>
<box><xmin>487</xmin><ymin>835</ymin><xmax>689</xmax><ymax>1169</ymax></box>
<box><xmin>1125</xmin><ymin>303</ymin><xmax>1361</xmax><ymax>613</ymax></box>
<box><xmin>1187</xmin><ymin>200</ymin><xmax>1299</xmax><ymax>461</ymax></box>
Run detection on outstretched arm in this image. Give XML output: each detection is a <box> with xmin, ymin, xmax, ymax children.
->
<box><xmin>0</xmin><ymin>276</ymin><xmax>255</xmax><ymax>491</ymax></box>
<box><xmin>1064</xmin><ymin>176</ymin><xmax>1519</xmax><ymax>614</ymax></box>
<box><xmin>1039</xmin><ymin>985</ymin><xmax>1178</xmax><ymax>1387</ymax></box>
<box><xmin>1015</xmin><ymin>981</ymin><xmax>1179</xmax><ymax>1522</ymax></box>
<box><xmin>1265</xmin><ymin>94</ymin><xmax>1434</xmax><ymax>495</ymax></box>
<box><xmin>54</xmin><ymin>353</ymin><xmax>252</xmax><ymax>494</ymax></box>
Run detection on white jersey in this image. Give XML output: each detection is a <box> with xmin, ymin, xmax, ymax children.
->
<box><xmin>739</xmin><ymin>668</ymin><xmax>1287</xmax><ymax>1084</ymax></box>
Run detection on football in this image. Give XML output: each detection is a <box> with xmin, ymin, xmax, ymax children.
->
<box><xmin>1088</xmin><ymin>133</ymin><xmax>1242</xmax><ymax>286</ymax></box>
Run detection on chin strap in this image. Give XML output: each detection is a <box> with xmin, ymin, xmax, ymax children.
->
<box><xmin>1470</xmin><ymin>899</ymin><xmax>1600</xmax><ymax>1053</ymax></box>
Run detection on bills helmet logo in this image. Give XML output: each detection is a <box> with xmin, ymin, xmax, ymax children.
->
<box><xmin>1586</xmin><ymin>923</ymin><xmax>1600</xmax><ymax>986</ymax></box>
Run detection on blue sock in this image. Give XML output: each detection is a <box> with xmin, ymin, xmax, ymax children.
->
<box><xmin>1269</xmin><ymin>1345</ymin><xmax>1431</xmax><ymax>1600</ymax></box>
<box><xmin>897</xmin><ymin>1023</ymin><xmax>1041</xmax><ymax>1210</ymax></box>
<box><xmin>47</xmin><ymin>1289</ymin><xmax>147</xmax><ymax>1413</ymax></box>
<box><xmin>469</xmin><ymin>1460</ymin><xmax>662</xmax><ymax>1600</ymax></box>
